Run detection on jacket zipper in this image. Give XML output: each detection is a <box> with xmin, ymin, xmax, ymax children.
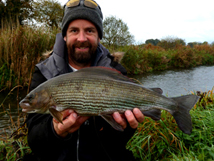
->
<box><xmin>77</xmin><ymin>129</ymin><xmax>80</xmax><ymax>161</ymax></box>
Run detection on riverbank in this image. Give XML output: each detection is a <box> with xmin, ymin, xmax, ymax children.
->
<box><xmin>0</xmin><ymin>89</ymin><xmax>213</xmax><ymax>160</ymax></box>
<box><xmin>1</xmin><ymin>25</ymin><xmax>214</xmax><ymax>90</ymax></box>
<box><xmin>120</xmin><ymin>43</ymin><xmax>214</xmax><ymax>74</ymax></box>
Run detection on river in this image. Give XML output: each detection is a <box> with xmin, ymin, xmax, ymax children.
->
<box><xmin>0</xmin><ymin>65</ymin><xmax>214</xmax><ymax>135</ymax></box>
<box><xmin>129</xmin><ymin>65</ymin><xmax>214</xmax><ymax>97</ymax></box>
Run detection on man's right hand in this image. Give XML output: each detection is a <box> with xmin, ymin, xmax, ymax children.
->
<box><xmin>53</xmin><ymin>109</ymin><xmax>90</xmax><ymax>138</ymax></box>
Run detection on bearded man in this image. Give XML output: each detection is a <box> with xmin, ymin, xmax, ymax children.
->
<box><xmin>26</xmin><ymin>0</ymin><xmax>144</xmax><ymax>160</ymax></box>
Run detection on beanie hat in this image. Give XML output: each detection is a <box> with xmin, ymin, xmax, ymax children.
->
<box><xmin>62</xmin><ymin>0</ymin><xmax>103</xmax><ymax>39</ymax></box>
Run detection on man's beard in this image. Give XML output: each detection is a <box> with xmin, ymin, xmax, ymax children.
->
<box><xmin>67</xmin><ymin>40</ymin><xmax>98</xmax><ymax>65</ymax></box>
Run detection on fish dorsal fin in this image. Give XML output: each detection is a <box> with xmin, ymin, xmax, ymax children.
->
<box><xmin>76</xmin><ymin>67</ymin><xmax>139</xmax><ymax>84</ymax></box>
<box><xmin>150</xmin><ymin>88</ymin><xmax>163</xmax><ymax>95</ymax></box>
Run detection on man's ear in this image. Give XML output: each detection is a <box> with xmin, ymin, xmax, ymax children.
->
<box><xmin>64</xmin><ymin>36</ymin><xmax>66</xmax><ymax>41</ymax></box>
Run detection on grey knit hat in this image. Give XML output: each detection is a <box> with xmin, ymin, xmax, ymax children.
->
<box><xmin>62</xmin><ymin>0</ymin><xmax>103</xmax><ymax>39</ymax></box>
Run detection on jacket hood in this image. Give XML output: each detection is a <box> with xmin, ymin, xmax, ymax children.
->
<box><xmin>36</xmin><ymin>33</ymin><xmax>112</xmax><ymax>80</ymax></box>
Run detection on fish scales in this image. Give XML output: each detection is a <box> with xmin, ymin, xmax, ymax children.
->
<box><xmin>20</xmin><ymin>67</ymin><xmax>200</xmax><ymax>134</ymax></box>
<box><xmin>48</xmin><ymin>76</ymin><xmax>174</xmax><ymax>114</ymax></box>
<box><xmin>52</xmin><ymin>79</ymin><xmax>143</xmax><ymax>114</ymax></box>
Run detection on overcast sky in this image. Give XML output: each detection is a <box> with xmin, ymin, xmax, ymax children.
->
<box><xmin>59</xmin><ymin>0</ymin><xmax>214</xmax><ymax>44</ymax></box>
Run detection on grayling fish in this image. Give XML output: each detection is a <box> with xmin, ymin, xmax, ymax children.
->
<box><xmin>20</xmin><ymin>67</ymin><xmax>199</xmax><ymax>134</ymax></box>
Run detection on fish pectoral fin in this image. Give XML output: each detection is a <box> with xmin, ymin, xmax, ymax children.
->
<box><xmin>49</xmin><ymin>108</ymin><xmax>63</xmax><ymax>124</ymax></box>
<box><xmin>101</xmin><ymin>115</ymin><xmax>124</xmax><ymax>132</ymax></box>
<box><xmin>141</xmin><ymin>109</ymin><xmax>161</xmax><ymax>121</ymax></box>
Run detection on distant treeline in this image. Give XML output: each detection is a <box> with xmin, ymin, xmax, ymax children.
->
<box><xmin>145</xmin><ymin>37</ymin><xmax>212</xmax><ymax>48</ymax></box>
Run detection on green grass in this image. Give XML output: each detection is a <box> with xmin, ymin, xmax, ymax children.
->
<box><xmin>127</xmin><ymin>89</ymin><xmax>214</xmax><ymax>161</ymax></box>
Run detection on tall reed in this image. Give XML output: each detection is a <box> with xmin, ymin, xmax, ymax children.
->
<box><xmin>0</xmin><ymin>22</ymin><xmax>59</xmax><ymax>90</ymax></box>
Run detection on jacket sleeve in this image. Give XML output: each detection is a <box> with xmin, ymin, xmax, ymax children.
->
<box><xmin>26</xmin><ymin>67</ymin><xmax>73</xmax><ymax>159</ymax></box>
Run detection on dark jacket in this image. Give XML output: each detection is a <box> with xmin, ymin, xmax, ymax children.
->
<box><xmin>26</xmin><ymin>33</ymin><xmax>136</xmax><ymax>161</ymax></box>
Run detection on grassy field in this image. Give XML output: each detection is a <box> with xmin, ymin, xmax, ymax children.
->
<box><xmin>0</xmin><ymin>88</ymin><xmax>214</xmax><ymax>160</ymax></box>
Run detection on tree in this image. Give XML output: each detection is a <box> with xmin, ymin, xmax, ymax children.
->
<box><xmin>0</xmin><ymin>0</ymin><xmax>33</xmax><ymax>27</ymax></box>
<box><xmin>157</xmin><ymin>36</ymin><xmax>186</xmax><ymax>49</ymax></box>
<box><xmin>188</xmin><ymin>42</ymin><xmax>203</xmax><ymax>48</ymax></box>
<box><xmin>33</xmin><ymin>0</ymin><xmax>63</xmax><ymax>29</ymax></box>
<box><xmin>145</xmin><ymin>39</ymin><xmax>160</xmax><ymax>46</ymax></box>
<box><xmin>0</xmin><ymin>1</ymin><xmax>6</xmax><ymax>27</ymax></box>
<box><xmin>102</xmin><ymin>16</ymin><xmax>134</xmax><ymax>46</ymax></box>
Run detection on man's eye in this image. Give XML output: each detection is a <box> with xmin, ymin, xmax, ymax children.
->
<box><xmin>88</xmin><ymin>29</ymin><xmax>95</xmax><ymax>34</ymax></box>
<box><xmin>71</xmin><ymin>30</ymin><xmax>77</xmax><ymax>33</ymax></box>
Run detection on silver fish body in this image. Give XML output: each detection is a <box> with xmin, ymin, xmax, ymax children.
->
<box><xmin>20</xmin><ymin>67</ymin><xmax>199</xmax><ymax>134</ymax></box>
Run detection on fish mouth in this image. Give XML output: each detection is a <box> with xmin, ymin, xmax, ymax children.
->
<box><xmin>19</xmin><ymin>100</ymin><xmax>32</xmax><ymax>112</ymax></box>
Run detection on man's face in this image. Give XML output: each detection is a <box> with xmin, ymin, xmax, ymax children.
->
<box><xmin>64</xmin><ymin>19</ymin><xmax>100</xmax><ymax>68</ymax></box>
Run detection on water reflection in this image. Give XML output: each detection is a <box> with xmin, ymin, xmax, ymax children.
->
<box><xmin>0</xmin><ymin>89</ymin><xmax>27</xmax><ymax>134</ymax></box>
<box><xmin>129</xmin><ymin>66</ymin><xmax>214</xmax><ymax>97</ymax></box>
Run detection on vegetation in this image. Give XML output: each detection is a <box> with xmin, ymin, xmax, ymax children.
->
<box><xmin>0</xmin><ymin>88</ymin><xmax>214</xmax><ymax>160</ymax></box>
<box><xmin>120</xmin><ymin>43</ymin><xmax>214</xmax><ymax>74</ymax></box>
<box><xmin>0</xmin><ymin>0</ymin><xmax>62</xmax><ymax>28</ymax></box>
<box><xmin>145</xmin><ymin>39</ymin><xmax>160</xmax><ymax>46</ymax></box>
<box><xmin>0</xmin><ymin>0</ymin><xmax>34</xmax><ymax>27</ymax></box>
<box><xmin>127</xmin><ymin>88</ymin><xmax>214</xmax><ymax>160</ymax></box>
<box><xmin>33</xmin><ymin>0</ymin><xmax>63</xmax><ymax>29</ymax></box>
<box><xmin>102</xmin><ymin>16</ymin><xmax>135</xmax><ymax>47</ymax></box>
<box><xmin>0</xmin><ymin>24</ymin><xmax>214</xmax><ymax>89</ymax></box>
<box><xmin>0</xmin><ymin>22</ymin><xmax>59</xmax><ymax>90</ymax></box>
<box><xmin>0</xmin><ymin>1</ymin><xmax>214</xmax><ymax>160</ymax></box>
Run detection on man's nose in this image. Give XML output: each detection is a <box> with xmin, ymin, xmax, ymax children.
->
<box><xmin>77</xmin><ymin>31</ymin><xmax>87</xmax><ymax>42</ymax></box>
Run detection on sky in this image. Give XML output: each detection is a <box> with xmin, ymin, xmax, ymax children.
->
<box><xmin>59</xmin><ymin>0</ymin><xmax>214</xmax><ymax>44</ymax></box>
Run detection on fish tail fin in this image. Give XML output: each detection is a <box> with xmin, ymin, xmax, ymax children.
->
<box><xmin>170</xmin><ymin>95</ymin><xmax>200</xmax><ymax>134</ymax></box>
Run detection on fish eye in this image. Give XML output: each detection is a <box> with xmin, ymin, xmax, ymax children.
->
<box><xmin>27</xmin><ymin>94</ymin><xmax>34</xmax><ymax>101</ymax></box>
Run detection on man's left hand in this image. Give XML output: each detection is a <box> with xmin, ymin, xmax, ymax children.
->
<box><xmin>112</xmin><ymin>108</ymin><xmax>144</xmax><ymax>129</ymax></box>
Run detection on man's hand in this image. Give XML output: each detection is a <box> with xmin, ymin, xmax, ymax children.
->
<box><xmin>53</xmin><ymin>108</ymin><xmax>144</xmax><ymax>137</ymax></box>
<box><xmin>113</xmin><ymin>108</ymin><xmax>144</xmax><ymax>129</ymax></box>
<box><xmin>53</xmin><ymin>109</ymin><xmax>90</xmax><ymax>138</ymax></box>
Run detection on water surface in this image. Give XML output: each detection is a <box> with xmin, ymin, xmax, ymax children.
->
<box><xmin>130</xmin><ymin>65</ymin><xmax>214</xmax><ymax>97</ymax></box>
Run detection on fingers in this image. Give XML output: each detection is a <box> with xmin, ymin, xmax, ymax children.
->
<box><xmin>125</xmin><ymin>108</ymin><xmax>144</xmax><ymax>129</ymax></box>
<box><xmin>133</xmin><ymin>108</ymin><xmax>144</xmax><ymax>123</ymax></box>
<box><xmin>53</xmin><ymin>109</ymin><xmax>75</xmax><ymax>124</ymax></box>
<box><xmin>57</xmin><ymin>112</ymin><xmax>77</xmax><ymax>132</ymax></box>
<box><xmin>53</xmin><ymin>109</ymin><xmax>89</xmax><ymax>138</ymax></box>
<box><xmin>125</xmin><ymin>110</ymin><xmax>138</xmax><ymax>129</ymax></box>
<box><xmin>113</xmin><ymin>112</ymin><xmax>127</xmax><ymax>129</ymax></box>
<box><xmin>67</xmin><ymin>116</ymin><xmax>89</xmax><ymax>133</ymax></box>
